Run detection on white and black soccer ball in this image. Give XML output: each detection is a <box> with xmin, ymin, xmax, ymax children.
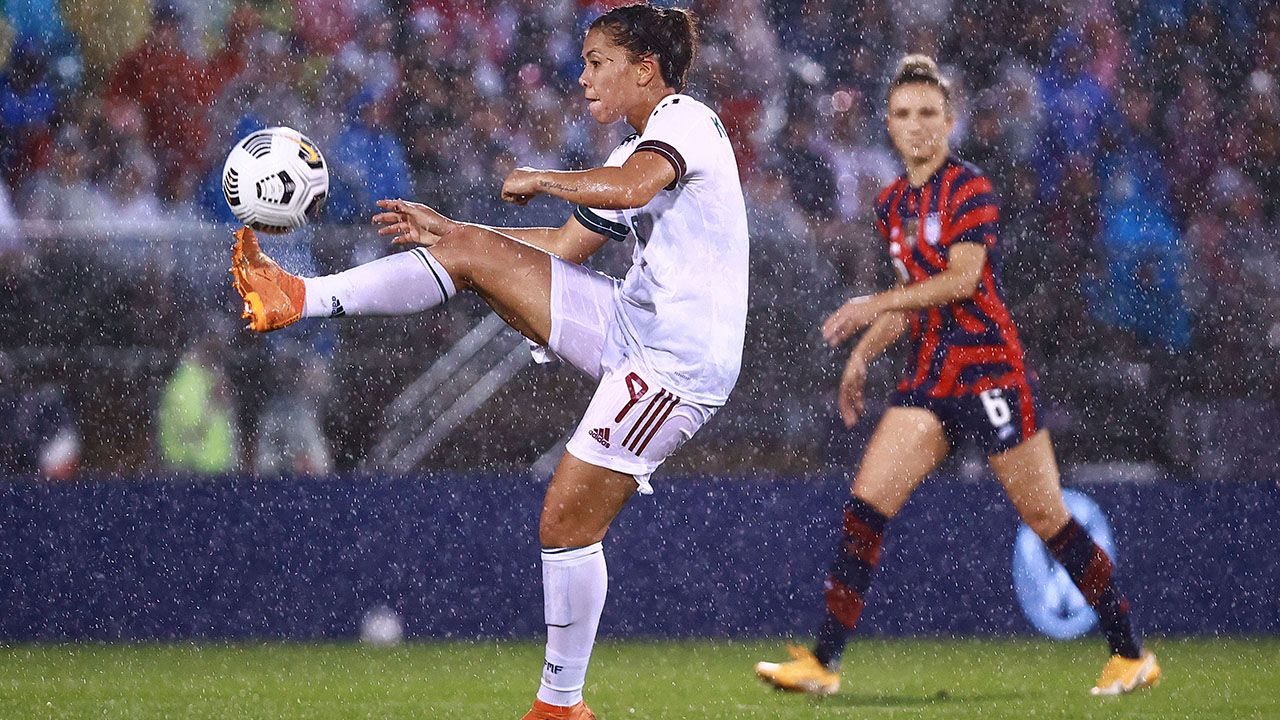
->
<box><xmin>222</xmin><ymin>126</ymin><xmax>329</xmax><ymax>233</ymax></box>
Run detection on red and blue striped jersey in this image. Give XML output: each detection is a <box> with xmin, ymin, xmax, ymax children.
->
<box><xmin>874</xmin><ymin>156</ymin><xmax>1032</xmax><ymax>399</ymax></box>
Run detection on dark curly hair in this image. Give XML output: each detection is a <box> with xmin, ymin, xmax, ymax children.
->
<box><xmin>589</xmin><ymin>4</ymin><xmax>699</xmax><ymax>91</ymax></box>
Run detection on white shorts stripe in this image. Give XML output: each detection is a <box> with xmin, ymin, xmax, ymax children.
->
<box><xmin>548</xmin><ymin>257</ymin><xmax>716</xmax><ymax>493</ymax></box>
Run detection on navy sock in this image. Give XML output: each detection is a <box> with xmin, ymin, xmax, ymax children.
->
<box><xmin>1047</xmin><ymin>518</ymin><xmax>1142</xmax><ymax>659</ymax></box>
<box><xmin>813</xmin><ymin>497</ymin><xmax>888</xmax><ymax>669</ymax></box>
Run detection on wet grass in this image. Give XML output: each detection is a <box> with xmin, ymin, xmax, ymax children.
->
<box><xmin>0</xmin><ymin>637</ymin><xmax>1275</xmax><ymax>719</ymax></box>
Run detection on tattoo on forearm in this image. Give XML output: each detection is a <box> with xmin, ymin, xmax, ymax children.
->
<box><xmin>538</xmin><ymin>179</ymin><xmax>578</xmax><ymax>193</ymax></box>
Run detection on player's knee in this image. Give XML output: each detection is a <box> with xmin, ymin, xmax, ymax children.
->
<box><xmin>539</xmin><ymin>512</ymin><xmax>605</xmax><ymax>548</ymax></box>
<box><xmin>430</xmin><ymin>224</ymin><xmax>484</xmax><ymax>275</ymax></box>
<box><xmin>1022</xmin><ymin>503</ymin><xmax>1069</xmax><ymax>540</ymax></box>
<box><xmin>539</xmin><ymin>511</ymin><xmax>573</xmax><ymax>548</ymax></box>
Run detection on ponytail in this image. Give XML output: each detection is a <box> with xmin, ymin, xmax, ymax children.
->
<box><xmin>590</xmin><ymin>4</ymin><xmax>699</xmax><ymax>91</ymax></box>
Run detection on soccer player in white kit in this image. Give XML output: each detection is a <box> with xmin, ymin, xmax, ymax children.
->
<box><xmin>229</xmin><ymin>5</ymin><xmax>747</xmax><ymax>718</ymax></box>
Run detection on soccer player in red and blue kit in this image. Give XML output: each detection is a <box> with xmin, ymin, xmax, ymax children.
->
<box><xmin>755</xmin><ymin>55</ymin><xmax>1161</xmax><ymax>697</ymax></box>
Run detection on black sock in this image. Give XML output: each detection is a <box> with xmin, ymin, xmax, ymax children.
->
<box><xmin>1046</xmin><ymin>517</ymin><xmax>1142</xmax><ymax>659</ymax></box>
<box><xmin>813</xmin><ymin>497</ymin><xmax>888</xmax><ymax>669</ymax></box>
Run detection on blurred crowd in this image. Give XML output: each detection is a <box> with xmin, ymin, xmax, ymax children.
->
<box><xmin>1</xmin><ymin>0</ymin><xmax>1277</xmax><ymax>479</ymax></box>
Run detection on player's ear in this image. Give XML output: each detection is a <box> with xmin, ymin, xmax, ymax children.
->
<box><xmin>636</xmin><ymin>53</ymin><xmax>660</xmax><ymax>87</ymax></box>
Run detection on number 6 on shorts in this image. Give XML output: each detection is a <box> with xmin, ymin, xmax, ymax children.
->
<box><xmin>980</xmin><ymin>388</ymin><xmax>1012</xmax><ymax>427</ymax></box>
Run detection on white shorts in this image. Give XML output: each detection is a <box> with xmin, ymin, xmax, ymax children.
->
<box><xmin>548</xmin><ymin>258</ymin><xmax>716</xmax><ymax>494</ymax></box>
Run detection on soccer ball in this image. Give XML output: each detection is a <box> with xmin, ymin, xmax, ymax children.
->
<box><xmin>222</xmin><ymin>126</ymin><xmax>329</xmax><ymax>233</ymax></box>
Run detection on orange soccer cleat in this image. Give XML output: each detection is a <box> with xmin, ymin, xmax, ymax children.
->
<box><xmin>229</xmin><ymin>226</ymin><xmax>305</xmax><ymax>332</ymax></box>
<box><xmin>754</xmin><ymin>644</ymin><xmax>841</xmax><ymax>696</ymax></box>
<box><xmin>520</xmin><ymin>699</ymin><xmax>596</xmax><ymax>720</ymax></box>
<box><xmin>1091</xmin><ymin>650</ymin><xmax>1161</xmax><ymax>696</ymax></box>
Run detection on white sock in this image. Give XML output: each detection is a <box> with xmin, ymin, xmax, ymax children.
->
<box><xmin>301</xmin><ymin>247</ymin><xmax>456</xmax><ymax>318</ymax></box>
<box><xmin>537</xmin><ymin>543</ymin><xmax>607</xmax><ymax>707</ymax></box>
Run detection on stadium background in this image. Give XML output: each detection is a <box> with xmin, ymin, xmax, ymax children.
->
<box><xmin>2</xmin><ymin>0</ymin><xmax>1277</xmax><ymax>480</ymax></box>
<box><xmin>0</xmin><ymin>0</ymin><xmax>1277</xmax><ymax>652</ymax></box>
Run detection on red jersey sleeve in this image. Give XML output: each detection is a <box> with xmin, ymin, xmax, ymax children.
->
<box><xmin>941</xmin><ymin>175</ymin><xmax>999</xmax><ymax>250</ymax></box>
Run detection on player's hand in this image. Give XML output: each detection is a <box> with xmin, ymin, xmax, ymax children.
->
<box><xmin>837</xmin><ymin>353</ymin><xmax>869</xmax><ymax>428</ymax></box>
<box><xmin>501</xmin><ymin>167</ymin><xmax>541</xmax><ymax>205</ymax></box>
<box><xmin>821</xmin><ymin>296</ymin><xmax>881</xmax><ymax>347</ymax></box>
<box><xmin>373</xmin><ymin>199</ymin><xmax>459</xmax><ymax>247</ymax></box>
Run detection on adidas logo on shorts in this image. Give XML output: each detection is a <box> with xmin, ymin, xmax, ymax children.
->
<box><xmin>589</xmin><ymin>427</ymin><xmax>610</xmax><ymax>448</ymax></box>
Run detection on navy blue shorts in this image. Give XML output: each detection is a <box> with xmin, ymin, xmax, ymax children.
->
<box><xmin>890</xmin><ymin>381</ymin><xmax>1041</xmax><ymax>456</ymax></box>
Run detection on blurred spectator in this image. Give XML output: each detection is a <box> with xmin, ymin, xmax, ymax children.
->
<box><xmin>5</xmin><ymin>0</ymin><xmax>72</xmax><ymax>49</ymax></box>
<box><xmin>327</xmin><ymin>91</ymin><xmax>412</xmax><ymax>223</ymax></box>
<box><xmin>778</xmin><ymin>108</ymin><xmax>837</xmax><ymax>224</ymax></box>
<box><xmin>207</xmin><ymin>30</ymin><xmax>310</xmax><ymax>145</ymax></box>
<box><xmin>819</xmin><ymin>87</ymin><xmax>898</xmax><ymax>224</ymax></box>
<box><xmin>158</xmin><ymin>330</ymin><xmax>239</xmax><ymax>474</ymax></box>
<box><xmin>959</xmin><ymin>89</ymin><xmax>1021</xmax><ymax>185</ymax></box>
<box><xmin>696</xmin><ymin>0</ymin><xmax>783</xmax><ymax>175</ymax></box>
<box><xmin>1092</xmin><ymin>101</ymin><xmax>1191</xmax><ymax>354</ymax></box>
<box><xmin>1</xmin><ymin>353</ymin><xmax>27</xmax><ymax>473</ymax></box>
<box><xmin>1182</xmin><ymin>2</ymin><xmax>1246</xmax><ymax>93</ymax></box>
<box><xmin>18</xmin><ymin>124</ymin><xmax>109</xmax><ymax>225</ymax></box>
<box><xmin>397</xmin><ymin>56</ymin><xmax>459</xmax><ymax>210</ymax></box>
<box><xmin>716</xmin><ymin>0</ymin><xmax>786</xmax><ymax>94</ymax></box>
<box><xmin>1260</xmin><ymin>6</ymin><xmax>1280</xmax><ymax>74</ymax></box>
<box><xmin>106</xmin><ymin>3</ymin><xmax>254</xmax><ymax>196</ymax></box>
<box><xmin>0</xmin><ymin>42</ymin><xmax>57</xmax><ymax>188</ymax></box>
<box><xmin>454</xmin><ymin>145</ymin><xmax>530</xmax><ymax>228</ymax></box>
<box><xmin>508</xmin><ymin>97</ymin><xmax>576</xmax><ymax>228</ymax></box>
<box><xmin>336</xmin><ymin>16</ymin><xmax>402</xmax><ymax>103</ymax></box>
<box><xmin>22</xmin><ymin>384</ymin><xmax>80</xmax><ymax>479</ymax></box>
<box><xmin>294</xmin><ymin>0</ymin><xmax>359</xmax><ymax>56</ymax></box>
<box><xmin>943</xmin><ymin>0</ymin><xmax>1001</xmax><ymax>88</ymax></box>
<box><xmin>814</xmin><ymin>88</ymin><xmax>897</xmax><ymax>290</ymax></box>
<box><xmin>1163</xmin><ymin>68</ymin><xmax>1221</xmax><ymax>221</ymax></box>
<box><xmin>0</xmin><ymin>351</ymin><xmax>81</xmax><ymax>479</ymax></box>
<box><xmin>1184</xmin><ymin>171</ymin><xmax>1279</xmax><ymax>397</ymax></box>
<box><xmin>991</xmin><ymin>60</ymin><xmax>1042</xmax><ymax>163</ymax></box>
<box><xmin>162</xmin><ymin>161</ymin><xmax>203</xmax><ymax>222</ymax></box>
<box><xmin>1034</xmin><ymin>28</ymin><xmax>1113</xmax><ymax>200</ymax></box>
<box><xmin>512</xmin><ymin>93</ymin><xmax>566</xmax><ymax>169</ymax></box>
<box><xmin>1231</xmin><ymin>70</ymin><xmax>1280</xmax><ymax>221</ymax></box>
<box><xmin>0</xmin><ymin>20</ymin><xmax>12</xmax><ymax>70</ymax></box>
<box><xmin>104</xmin><ymin>150</ymin><xmax>165</xmax><ymax>230</ymax></box>
<box><xmin>1081</xmin><ymin>13</ymin><xmax>1129</xmax><ymax>94</ymax></box>
<box><xmin>254</xmin><ymin>352</ymin><xmax>333</xmax><ymax>476</ymax></box>
<box><xmin>60</xmin><ymin>0</ymin><xmax>149</xmax><ymax>80</ymax></box>
<box><xmin>778</xmin><ymin>0</ymin><xmax>881</xmax><ymax>86</ymax></box>
<box><xmin>746</xmin><ymin>164</ymin><xmax>808</xmax><ymax>258</ymax></box>
<box><xmin>743</xmin><ymin>156</ymin><xmax>836</xmax><ymax>364</ymax></box>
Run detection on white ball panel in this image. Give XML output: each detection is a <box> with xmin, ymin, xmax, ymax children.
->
<box><xmin>221</xmin><ymin>126</ymin><xmax>329</xmax><ymax>233</ymax></box>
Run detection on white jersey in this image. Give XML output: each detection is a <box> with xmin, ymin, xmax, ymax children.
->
<box><xmin>572</xmin><ymin>94</ymin><xmax>749</xmax><ymax>406</ymax></box>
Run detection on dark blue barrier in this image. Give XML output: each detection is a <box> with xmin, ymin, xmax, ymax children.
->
<box><xmin>1</xmin><ymin>474</ymin><xmax>1277</xmax><ymax>641</ymax></box>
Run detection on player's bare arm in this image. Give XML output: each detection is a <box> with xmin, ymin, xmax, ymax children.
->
<box><xmin>501</xmin><ymin>151</ymin><xmax>676</xmax><ymax>209</ymax></box>
<box><xmin>848</xmin><ymin>307</ymin><xmax>910</xmax><ymax>363</ymax></box>
<box><xmin>822</xmin><ymin>242</ymin><xmax>985</xmax><ymax>346</ymax></box>
<box><xmin>375</xmin><ymin>200</ymin><xmax>609</xmax><ymax>265</ymax></box>
<box><xmin>837</xmin><ymin>308</ymin><xmax>908</xmax><ymax>427</ymax></box>
<box><xmin>482</xmin><ymin>216</ymin><xmax>610</xmax><ymax>264</ymax></box>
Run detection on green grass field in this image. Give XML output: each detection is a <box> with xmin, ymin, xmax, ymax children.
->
<box><xmin>1</xmin><ymin>638</ymin><xmax>1275</xmax><ymax>719</ymax></box>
